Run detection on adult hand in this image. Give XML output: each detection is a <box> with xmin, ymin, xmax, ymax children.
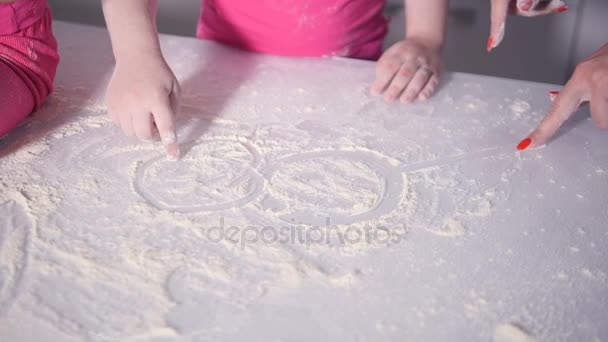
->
<box><xmin>517</xmin><ymin>44</ymin><xmax>608</xmax><ymax>150</ymax></box>
<box><xmin>488</xmin><ymin>0</ymin><xmax>569</xmax><ymax>51</ymax></box>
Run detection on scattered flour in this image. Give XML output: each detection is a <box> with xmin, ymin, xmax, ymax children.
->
<box><xmin>0</xmin><ymin>104</ymin><xmax>509</xmax><ymax>339</ymax></box>
<box><xmin>2</xmin><ymin>44</ymin><xmax>596</xmax><ymax>340</ymax></box>
<box><xmin>493</xmin><ymin>323</ymin><xmax>535</xmax><ymax>342</ymax></box>
<box><xmin>510</xmin><ymin>100</ymin><xmax>532</xmax><ymax>119</ymax></box>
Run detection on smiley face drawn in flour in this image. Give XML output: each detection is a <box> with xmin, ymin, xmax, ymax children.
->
<box><xmin>134</xmin><ymin>138</ymin><xmax>264</xmax><ymax>213</ymax></box>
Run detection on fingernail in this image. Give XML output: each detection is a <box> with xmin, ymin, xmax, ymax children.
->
<box><xmin>517</xmin><ymin>138</ymin><xmax>532</xmax><ymax>151</ymax></box>
<box><xmin>487</xmin><ymin>23</ymin><xmax>505</xmax><ymax>52</ymax></box>
<box><xmin>162</xmin><ymin>132</ymin><xmax>177</xmax><ymax>145</ymax></box>
<box><xmin>548</xmin><ymin>91</ymin><xmax>559</xmax><ymax>101</ymax></box>
<box><xmin>555</xmin><ymin>5</ymin><xmax>569</xmax><ymax>13</ymax></box>
<box><xmin>166</xmin><ymin>143</ymin><xmax>180</xmax><ymax>161</ymax></box>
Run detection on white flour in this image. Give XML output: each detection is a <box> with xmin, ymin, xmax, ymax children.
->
<box><xmin>493</xmin><ymin>323</ymin><xmax>535</xmax><ymax>342</ymax></box>
<box><xmin>0</xmin><ymin>100</ymin><xmax>503</xmax><ymax>339</ymax></box>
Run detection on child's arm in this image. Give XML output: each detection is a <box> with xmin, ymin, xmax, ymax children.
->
<box><xmin>371</xmin><ymin>0</ymin><xmax>448</xmax><ymax>104</ymax></box>
<box><xmin>102</xmin><ymin>0</ymin><xmax>180</xmax><ymax>159</ymax></box>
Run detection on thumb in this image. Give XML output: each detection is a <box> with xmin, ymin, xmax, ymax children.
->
<box><xmin>488</xmin><ymin>0</ymin><xmax>510</xmax><ymax>52</ymax></box>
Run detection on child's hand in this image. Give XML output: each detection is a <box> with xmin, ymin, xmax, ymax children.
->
<box><xmin>371</xmin><ymin>39</ymin><xmax>442</xmax><ymax>104</ymax></box>
<box><xmin>106</xmin><ymin>53</ymin><xmax>181</xmax><ymax>159</ymax></box>
<box><xmin>102</xmin><ymin>0</ymin><xmax>180</xmax><ymax>159</ymax></box>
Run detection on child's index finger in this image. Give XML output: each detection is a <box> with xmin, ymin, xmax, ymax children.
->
<box><xmin>165</xmin><ymin>142</ymin><xmax>180</xmax><ymax>161</ymax></box>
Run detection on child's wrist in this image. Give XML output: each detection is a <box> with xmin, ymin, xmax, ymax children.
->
<box><xmin>113</xmin><ymin>46</ymin><xmax>164</xmax><ymax>66</ymax></box>
<box><xmin>404</xmin><ymin>34</ymin><xmax>444</xmax><ymax>52</ymax></box>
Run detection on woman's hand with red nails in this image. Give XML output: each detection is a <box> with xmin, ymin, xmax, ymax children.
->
<box><xmin>518</xmin><ymin>44</ymin><xmax>608</xmax><ymax>150</ymax></box>
<box><xmin>371</xmin><ymin>39</ymin><xmax>442</xmax><ymax>104</ymax></box>
<box><xmin>488</xmin><ymin>0</ymin><xmax>568</xmax><ymax>51</ymax></box>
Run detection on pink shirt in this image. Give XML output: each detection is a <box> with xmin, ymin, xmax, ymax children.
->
<box><xmin>197</xmin><ymin>0</ymin><xmax>388</xmax><ymax>60</ymax></box>
<box><xmin>0</xmin><ymin>0</ymin><xmax>47</xmax><ymax>35</ymax></box>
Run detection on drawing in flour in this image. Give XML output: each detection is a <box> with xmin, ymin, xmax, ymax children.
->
<box><xmin>129</xmin><ymin>123</ymin><xmax>499</xmax><ymax>240</ymax></box>
<box><xmin>134</xmin><ymin>138</ymin><xmax>264</xmax><ymax>213</ymax></box>
<box><xmin>260</xmin><ymin>150</ymin><xmax>404</xmax><ymax>226</ymax></box>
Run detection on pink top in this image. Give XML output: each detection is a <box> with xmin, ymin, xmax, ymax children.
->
<box><xmin>0</xmin><ymin>0</ymin><xmax>47</xmax><ymax>35</ymax></box>
<box><xmin>197</xmin><ymin>0</ymin><xmax>388</xmax><ymax>60</ymax></box>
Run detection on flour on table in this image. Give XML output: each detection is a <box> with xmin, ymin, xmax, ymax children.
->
<box><xmin>0</xmin><ymin>106</ymin><xmax>508</xmax><ymax>338</ymax></box>
<box><xmin>493</xmin><ymin>323</ymin><xmax>535</xmax><ymax>342</ymax></box>
<box><xmin>0</xmin><ymin>201</ymin><xmax>30</xmax><ymax>319</ymax></box>
<box><xmin>0</xmin><ymin>82</ymin><xmax>522</xmax><ymax>340</ymax></box>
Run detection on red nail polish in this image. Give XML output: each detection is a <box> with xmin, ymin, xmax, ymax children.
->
<box><xmin>548</xmin><ymin>91</ymin><xmax>559</xmax><ymax>101</ymax></box>
<box><xmin>556</xmin><ymin>5</ymin><xmax>569</xmax><ymax>13</ymax></box>
<box><xmin>517</xmin><ymin>138</ymin><xmax>532</xmax><ymax>151</ymax></box>
<box><xmin>487</xmin><ymin>36</ymin><xmax>494</xmax><ymax>52</ymax></box>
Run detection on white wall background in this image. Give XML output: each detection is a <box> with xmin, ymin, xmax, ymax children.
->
<box><xmin>47</xmin><ymin>0</ymin><xmax>605</xmax><ymax>84</ymax></box>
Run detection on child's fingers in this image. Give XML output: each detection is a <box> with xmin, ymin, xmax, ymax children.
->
<box><xmin>152</xmin><ymin>98</ymin><xmax>179</xmax><ymax>160</ymax></box>
<box><xmin>133</xmin><ymin>113</ymin><xmax>157</xmax><ymax>142</ymax></box>
<box><xmin>520</xmin><ymin>82</ymin><xmax>583</xmax><ymax>149</ymax></box>
<box><xmin>488</xmin><ymin>0</ymin><xmax>510</xmax><ymax>51</ymax></box>
<box><xmin>417</xmin><ymin>74</ymin><xmax>440</xmax><ymax>101</ymax></box>
<box><xmin>109</xmin><ymin>109</ymin><xmax>120</xmax><ymax>125</ymax></box>
<box><xmin>384</xmin><ymin>63</ymin><xmax>417</xmax><ymax>102</ymax></box>
<box><xmin>371</xmin><ymin>58</ymin><xmax>400</xmax><ymax>96</ymax></box>
<box><xmin>119</xmin><ymin>112</ymin><xmax>135</xmax><ymax>137</ymax></box>
<box><xmin>590</xmin><ymin>88</ymin><xmax>608</xmax><ymax>129</ymax></box>
<box><xmin>400</xmin><ymin>67</ymin><xmax>432</xmax><ymax>104</ymax></box>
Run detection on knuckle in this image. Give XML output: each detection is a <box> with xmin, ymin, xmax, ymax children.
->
<box><xmin>151</xmin><ymin>89</ymin><xmax>167</xmax><ymax>100</ymax></box>
<box><xmin>399</xmin><ymin>67</ymin><xmax>414</xmax><ymax>78</ymax></box>
<box><xmin>387</xmin><ymin>85</ymin><xmax>403</xmax><ymax>96</ymax></box>
<box><xmin>379</xmin><ymin>59</ymin><xmax>401</xmax><ymax>72</ymax></box>
<box><xmin>403</xmin><ymin>90</ymin><xmax>417</xmax><ymax>101</ymax></box>
<box><xmin>590</xmin><ymin>69</ymin><xmax>608</xmax><ymax>88</ymax></box>
<box><xmin>574</xmin><ymin>60</ymin><xmax>594</xmax><ymax>78</ymax></box>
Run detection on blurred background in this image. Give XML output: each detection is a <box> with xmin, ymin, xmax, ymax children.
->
<box><xmin>47</xmin><ymin>0</ymin><xmax>606</xmax><ymax>84</ymax></box>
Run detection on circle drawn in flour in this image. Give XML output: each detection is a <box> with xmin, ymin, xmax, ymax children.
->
<box><xmin>261</xmin><ymin>150</ymin><xmax>404</xmax><ymax>226</ymax></box>
<box><xmin>134</xmin><ymin>139</ymin><xmax>263</xmax><ymax>213</ymax></box>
